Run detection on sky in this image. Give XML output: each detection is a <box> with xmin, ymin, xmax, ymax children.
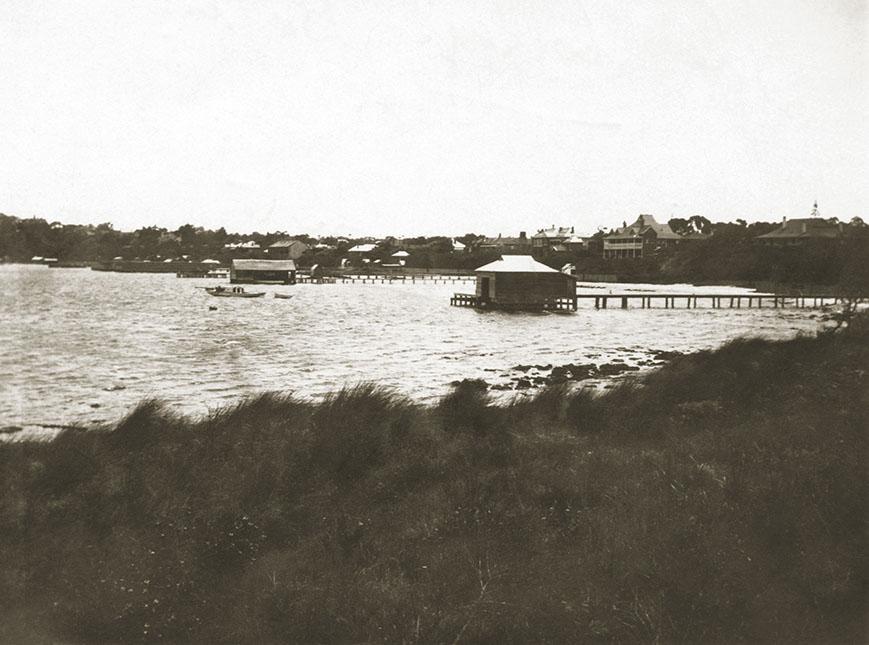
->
<box><xmin>0</xmin><ymin>0</ymin><xmax>866</xmax><ymax>236</ymax></box>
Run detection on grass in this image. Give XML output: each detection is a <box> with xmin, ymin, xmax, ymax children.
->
<box><xmin>1</xmin><ymin>330</ymin><xmax>867</xmax><ymax>643</ymax></box>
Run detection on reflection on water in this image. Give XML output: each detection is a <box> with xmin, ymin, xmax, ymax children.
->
<box><xmin>0</xmin><ymin>265</ymin><xmax>823</xmax><ymax>426</ymax></box>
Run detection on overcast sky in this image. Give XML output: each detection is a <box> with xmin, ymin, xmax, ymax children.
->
<box><xmin>1</xmin><ymin>0</ymin><xmax>866</xmax><ymax>236</ymax></box>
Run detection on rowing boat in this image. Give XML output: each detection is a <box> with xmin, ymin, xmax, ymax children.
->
<box><xmin>205</xmin><ymin>287</ymin><xmax>265</xmax><ymax>298</ymax></box>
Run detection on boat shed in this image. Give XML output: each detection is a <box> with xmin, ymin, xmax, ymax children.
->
<box><xmin>230</xmin><ymin>259</ymin><xmax>297</xmax><ymax>285</ymax></box>
<box><xmin>452</xmin><ymin>255</ymin><xmax>577</xmax><ymax>311</ymax></box>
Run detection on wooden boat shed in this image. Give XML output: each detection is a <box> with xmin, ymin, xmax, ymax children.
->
<box><xmin>451</xmin><ymin>255</ymin><xmax>577</xmax><ymax>311</ymax></box>
<box><xmin>230</xmin><ymin>259</ymin><xmax>297</xmax><ymax>285</ymax></box>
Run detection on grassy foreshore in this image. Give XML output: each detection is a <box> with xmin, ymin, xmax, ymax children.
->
<box><xmin>2</xmin><ymin>331</ymin><xmax>867</xmax><ymax>643</ymax></box>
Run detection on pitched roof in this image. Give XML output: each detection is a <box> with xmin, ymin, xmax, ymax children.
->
<box><xmin>475</xmin><ymin>255</ymin><xmax>571</xmax><ymax>274</ymax></box>
<box><xmin>268</xmin><ymin>239</ymin><xmax>307</xmax><ymax>248</ymax></box>
<box><xmin>231</xmin><ymin>259</ymin><xmax>296</xmax><ymax>271</ymax></box>
<box><xmin>480</xmin><ymin>236</ymin><xmax>531</xmax><ymax>246</ymax></box>
<box><xmin>756</xmin><ymin>218</ymin><xmax>843</xmax><ymax>239</ymax></box>
<box><xmin>605</xmin><ymin>214</ymin><xmax>681</xmax><ymax>240</ymax></box>
<box><xmin>348</xmin><ymin>243</ymin><xmax>377</xmax><ymax>253</ymax></box>
<box><xmin>533</xmin><ymin>226</ymin><xmax>574</xmax><ymax>239</ymax></box>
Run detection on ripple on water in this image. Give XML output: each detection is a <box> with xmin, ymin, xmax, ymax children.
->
<box><xmin>0</xmin><ymin>265</ymin><xmax>827</xmax><ymax>426</ymax></box>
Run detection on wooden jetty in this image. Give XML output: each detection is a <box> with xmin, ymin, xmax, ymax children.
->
<box><xmin>452</xmin><ymin>256</ymin><xmax>579</xmax><ymax>311</ymax></box>
<box><xmin>450</xmin><ymin>292</ymin><xmax>577</xmax><ymax>311</ymax></box>
<box><xmin>578</xmin><ymin>293</ymin><xmax>839</xmax><ymax>309</ymax></box>
<box><xmin>333</xmin><ymin>274</ymin><xmax>474</xmax><ymax>285</ymax></box>
<box><xmin>296</xmin><ymin>274</ymin><xmax>336</xmax><ymax>284</ymax></box>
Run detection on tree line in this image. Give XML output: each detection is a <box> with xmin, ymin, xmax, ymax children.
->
<box><xmin>2</xmin><ymin>212</ymin><xmax>866</xmax><ymax>288</ymax></box>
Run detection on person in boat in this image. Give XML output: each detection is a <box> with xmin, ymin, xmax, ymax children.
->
<box><xmin>215</xmin><ymin>285</ymin><xmax>225</xmax><ymax>292</ymax></box>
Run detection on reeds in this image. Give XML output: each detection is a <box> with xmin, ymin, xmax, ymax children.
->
<box><xmin>1</xmin><ymin>331</ymin><xmax>866</xmax><ymax>643</ymax></box>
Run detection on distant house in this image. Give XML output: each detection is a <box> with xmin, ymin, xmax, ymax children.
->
<box><xmin>460</xmin><ymin>255</ymin><xmax>577</xmax><ymax>311</ymax></box>
<box><xmin>603</xmin><ymin>215</ymin><xmax>681</xmax><ymax>259</ymax></box>
<box><xmin>564</xmin><ymin>234</ymin><xmax>590</xmax><ymax>252</ymax></box>
<box><xmin>265</xmin><ymin>239</ymin><xmax>309</xmax><ymax>260</ymax></box>
<box><xmin>532</xmin><ymin>226</ymin><xmax>575</xmax><ymax>250</ymax></box>
<box><xmin>224</xmin><ymin>240</ymin><xmax>261</xmax><ymax>250</ymax></box>
<box><xmin>390</xmin><ymin>250</ymin><xmax>409</xmax><ymax>266</ymax></box>
<box><xmin>347</xmin><ymin>243</ymin><xmax>377</xmax><ymax>255</ymax></box>
<box><xmin>756</xmin><ymin>204</ymin><xmax>844</xmax><ymax>246</ymax></box>
<box><xmin>451</xmin><ymin>239</ymin><xmax>467</xmax><ymax>252</ymax></box>
<box><xmin>230</xmin><ymin>259</ymin><xmax>296</xmax><ymax>284</ymax></box>
<box><xmin>479</xmin><ymin>232</ymin><xmax>532</xmax><ymax>253</ymax></box>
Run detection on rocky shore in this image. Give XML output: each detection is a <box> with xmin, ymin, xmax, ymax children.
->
<box><xmin>460</xmin><ymin>349</ymin><xmax>685</xmax><ymax>392</ymax></box>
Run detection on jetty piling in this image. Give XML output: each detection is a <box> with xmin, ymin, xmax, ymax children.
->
<box><xmin>573</xmin><ymin>292</ymin><xmax>833</xmax><ymax>310</ymax></box>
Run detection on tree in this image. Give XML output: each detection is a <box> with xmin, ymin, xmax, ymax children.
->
<box><xmin>826</xmin><ymin>227</ymin><xmax>869</xmax><ymax>332</ymax></box>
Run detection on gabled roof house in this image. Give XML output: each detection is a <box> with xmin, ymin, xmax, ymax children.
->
<box><xmin>603</xmin><ymin>215</ymin><xmax>681</xmax><ymax>258</ymax></box>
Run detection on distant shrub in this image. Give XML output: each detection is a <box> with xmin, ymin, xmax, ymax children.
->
<box><xmin>109</xmin><ymin>399</ymin><xmax>180</xmax><ymax>450</ymax></box>
<box><xmin>1</xmin><ymin>334</ymin><xmax>866</xmax><ymax>643</ymax></box>
<box><xmin>311</xmin><ymin>384</ymin><xmax>415</xmax><ymax>484</ymax></box>
<box><xmin>438</xmin><ymin>378</ymin><xmax>498</xmax><ymax>435</ymax></box>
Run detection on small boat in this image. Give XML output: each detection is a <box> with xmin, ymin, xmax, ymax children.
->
<box><xmin>205</xmin><ymin>286</ymin><xmax>265</xmax><ymax>298</ymax></box>
<box><xmin>274</xmin><ymin>293</ymin><xmax>294</xmax><ymax>300</ymax></box>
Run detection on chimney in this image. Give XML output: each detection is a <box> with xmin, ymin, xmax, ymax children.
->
<box><xmin>571</xmin><ymin>226</ymin><xmax>574</xmax><ymax>233</ymax></box>
<box><xmin>782</xmin><ymin>216</ymin><xmax>787</xmax><ymax>226</ymax></box>
<box><xmin>802</xmin><ymin>222</ymin><xmax>807</xmax><ymax>234</ymax></box>
<box><xmin>519</xmin><ymin>231</ymin><xmax>526</xmax><ymax>239</ymax></box>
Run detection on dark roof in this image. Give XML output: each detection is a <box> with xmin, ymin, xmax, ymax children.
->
<box><xmin>480</xmin><ymin>236</ymin><xmax>531</xmax><ymax>247</ymax></box>
<box><xmin>605</xmin><ymin>214</ymin><xmax>681</xmax><ymax>240</ymax></box>
<box><xmin>268</xmin><ymin>239</ymin><xmax>307</xmax><ymax>248</ymax></box>
<box><xmin>231</xmin><ymin>259</ymin><xmax>296</xmax><ymax>271</ymax></box>
<box><xmin>756</xmin><ymin>218</ymin><xmax>843</xmax><ymax>239</ymax></box>
<box><xmin>533</xmin><ymin>226</ymin><xmax>574</xmax><ymax>239</ymax></box>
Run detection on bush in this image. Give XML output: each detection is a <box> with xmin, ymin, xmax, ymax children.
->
<box><xmin>1</xmin><ymin>334</ymin><xmax>866</xmax><ymax>643</ymax></box>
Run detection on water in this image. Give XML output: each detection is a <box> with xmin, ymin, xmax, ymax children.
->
<box><xmin>0</xmin><ymin>265</ymin><xmax>824</xmax><ymax>429</ymax></box>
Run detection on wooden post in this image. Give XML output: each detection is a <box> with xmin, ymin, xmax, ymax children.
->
<box><xmin>602</xmin><ymin>297</ymin><xmax>608</xmax><ymax>309</ymax></box>
<box><xmin>594</xmin><ymin>297</ymin><xmax>599</xmax><ymax>309</ymax></box>
<box><xmin>621</xmin><ymin>296</ymin><xmax>628</xmax><ymax>309</ymax></box>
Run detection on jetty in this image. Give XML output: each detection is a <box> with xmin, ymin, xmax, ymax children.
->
<box><xmin>334</xmin><ymin>274</ymin><xmax>473</xmax><ymax>285</ymax></box>
<box><xmin>451</xmin><ymin>255</ymin><xmax>579</xmax><ymax>311</ymax></box>
<box><xmin>450</xmin><ymin>255</ymin><xmax>849</xmax><ymax>312</ymax></box>
<box><xmin>579</xmin><ymin>293</ymin><xmax>840</xmax><ymax>309</ymax></box>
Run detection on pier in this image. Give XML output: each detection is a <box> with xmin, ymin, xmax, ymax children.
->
<box><xmin>580</xmin><ymin>293</ymin><xmax>839</xmax><ymax>309</ymax></box>
<box><xmin>450</xmin><ymin>293</ymin><xmax>578</xmax><ymax>311</ymax></box>
<box><xmin>333</xmin><ymin>274</ymin><xmax>474</xmax><ymax>285</ymax></box>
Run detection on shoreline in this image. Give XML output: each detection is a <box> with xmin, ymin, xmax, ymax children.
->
<box><xmin>1</xmin><ymin>261</ymin><xmax>846</xmax><ymax>294</ymax></box>
<box><xmin>2</xmin><ymin>330</ymin><xmax>866</xmax><ymax>642</ymax></box>
<box><xmin>0</xmin><ymin>352</ymin><xmax>679</xmax><ymax>442</ymax></box>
